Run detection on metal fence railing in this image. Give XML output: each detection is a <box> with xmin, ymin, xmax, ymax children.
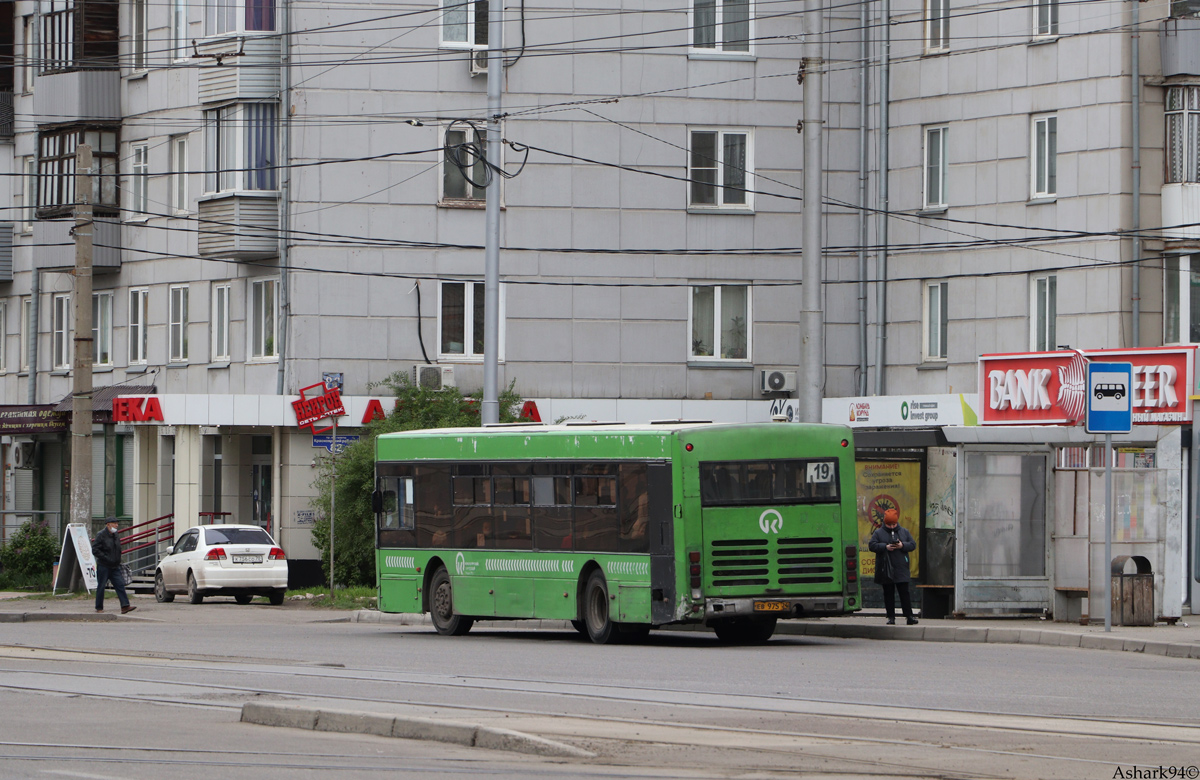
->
<box><xmin>120</xmin><ymin>514</ymin><xmax>175</xmax><ymax>576</ymax></box>
<box><xmin>0</xmin><ymin>511</ymin><xmax>63</xmax><ymax>548</ymax></box>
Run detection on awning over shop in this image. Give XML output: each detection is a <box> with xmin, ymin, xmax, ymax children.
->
<box><xmin>53</xmin><ymin>384</ymin><xmax>156</xmax><ymax>419</ymax></box>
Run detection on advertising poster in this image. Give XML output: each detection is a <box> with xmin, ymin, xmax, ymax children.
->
<box><xmin>856</xmin><ymin>461</ymin><xmax>922</xmax><ymax>577</ymax></box>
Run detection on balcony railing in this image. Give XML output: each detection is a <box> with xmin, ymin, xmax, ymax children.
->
<box><xmin>0</xmin><ymin>90</ymin><xmax>13</xmax><ymax>139</ymax></box>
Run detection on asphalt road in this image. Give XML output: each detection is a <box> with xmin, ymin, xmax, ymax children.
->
<box><xmin>1</xmin><ymin>598</ymin><xmax>1198</xmax><ymax>779</ymax></box>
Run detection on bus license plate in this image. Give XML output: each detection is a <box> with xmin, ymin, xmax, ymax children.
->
<box><xmin>754</xmin><ymin>601</ymin><xmax>789</xmax><ymax>612</ymax></box>
<box><xmin>232</xmin><ymin>555</ymin><xmax>262</xmax><ymax>564</ymax></box>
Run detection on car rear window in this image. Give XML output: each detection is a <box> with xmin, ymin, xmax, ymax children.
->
<box><xmin>204</xmin><ymin>527</ymin><xmax>274</xmax><ymax>545</ymax></box>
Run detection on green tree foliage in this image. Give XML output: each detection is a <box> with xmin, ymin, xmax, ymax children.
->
<box><xmin>0</xmin><ymin>518</ymin><xmax>58</xmax><ymax>578</ymax></box>
<box><xmin>310</xmin><ymin>373</ymin><xmax>524</xmax><ymax>588</ymax></box>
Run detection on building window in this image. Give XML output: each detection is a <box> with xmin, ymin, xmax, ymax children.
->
<box><xmin>689</xmin><ymin>129</ymin><xmax>751</xmax><ymax>209</ymax></box>
<box><xmin>439</xmin><ymin>281</ymin><xmax>504</xmax><ymax>359</ymax></box>
<box><xmin>690</xmin><ymin>284</ymin><xmax>750</xmax><ymax>360</ymax></box>
<box><xmin>205</xmin><ymin>103</ymin><xmax>278</xmax><ymax>192</ymax></box>
<box><xmin>924</xmin><ymin>126</ymin><xmax>948</xmax><ymax>209</ymax></box>
<box><xmin>692</xmin><ymin>0</ymin><xmax>751</xmax><ymax>53</ymax></box>
<box><xmin>442</xmin><ymin>0</ymin><xmax>487</xmax><ymax>47</ymax></box>
<box><xmin>1031</xmin><ymin>115</ymin><xmax>1057</xmax><ymax>198</ymax></box>
<box><xmin>131</xmin><ymin>143</ymin><xmax>149</xmax><ymax>218</ymax></box>
<box><xmin>41</xmin><ymin>0</ymin><xmax>119</xmax><ymax>73</ymax></box>
<box><xmin>93</xmin><ymin>291</ymin><xmax>112</xmax><ymax>366</ymax></box>
<box><xmin>1167</xmin><ymin>86</ymin><xmax>1200</xmax><ymax>184</ymax></box>
<box><xmin>212</xmin><ymin>283</ymin><xmax>230</xmax><ymax>361</ymax></box>
<box><xmin>0</xmin><ymin>302</ymin><xmax>6</xmax><ymax>372</ymax></box>
<box><xmin>926</xmin><ymin>0</ymin><xmax>949</xmax><ymax>50</ymax></box>
<box><xmin>1030</xmin><ymin>275</ymin><xmax>1057</xmax><ymax>351</ymax></box>
<box><xmin>173</xmin><ymin>0</ymin><xmax>189</xmax><ymax>58</ymax></box>
<box><xmin>1165</xmin><ymin>255</ymin><xmax>1200</xmax><ymax>343</ymax></box>
<box><xmin>37</xmin><ymin>127</ymin><xmax>119</xmax><ymax>217</ymax></box>
<box><xmin>132</xmin><ymin>0</ymin><xmax>148</xmax><ymax>69</ymax></box>
<box><xmin>1034</xmin><ymin>0</ymin><xmax>1058</xmax><ymax>36</ymax></box>
<box><xmin>924</xmin><ymin>281</ymin><xmax>948</xmax><ymax>361</ymax></box>
<box><xmin>170</xmin><ymin>135</ymin><xmax>189</xmax><ymax>212</ymax></box>
<box><xmin>207</xmin><ymin>0</ymin><xmax>275</xmax><ymax>35</ymax></box>
<box><xmin>16</xmin><ymin>157</ymin><xmax>34</xmax><ymax>233</ymax></box>
<box><xmin>250</xmin><ymin>278</ymin><xmax>277</xmax><ymax>359</ymax></box>
<box><xmin>52</xmin><ymin>293</ymin><xmax>70</xmax><ymax>370</ymax></box>
<box><xmin>169</xmin><ymin>286</ymin><xmax>189</xmax><ymax>362</ymax></box>
<box><xmin>129</xmin><ymin>288</ymin><xmax>148</xmax><ymax>365</ymax></box>
<box><xmin>443</xmin><ymin>127</ymin><xmax>487</xmax><ymax>201</ymax></box>
<box><xmin>22</xmin><ymin>15</ymin><xmax>37</xmax><ymax>93</ymax></box>
<box><xmin>20</xmin><ymin>297</ymin><xmax>31</xmax><ymax>372</ymax></box>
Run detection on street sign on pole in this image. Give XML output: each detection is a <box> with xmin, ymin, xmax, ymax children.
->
<box><xmin>1086</xmin><ymin>361</ymin><xmax>1131</xmax><ymax>633</ymax></box>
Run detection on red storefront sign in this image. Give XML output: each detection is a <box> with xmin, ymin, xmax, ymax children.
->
<box><xmin>293</xmin><ymin>382</ymin><xmax>346</xmax><ymax>434</ymax></box>
<box><xmin>978</xmin><ymin>347</ymin><xmax>1196</xmax><ymax>426</ymax></box>
<box><xmin>112</xmin><ymin>397</ymin><xmax>165</xmax><ymax>423</ymax></box>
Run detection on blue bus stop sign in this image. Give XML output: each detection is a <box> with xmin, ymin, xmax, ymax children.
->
<box><xmin>1086</xmin><ymin>362</ymin><xmax>1133</xmax><ymax>434</ymax></box>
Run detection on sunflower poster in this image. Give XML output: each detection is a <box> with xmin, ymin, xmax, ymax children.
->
<box><xmin>856</xmin><ymin>461</ymin><xmax>921</xmax><ymax>577</ymax></box>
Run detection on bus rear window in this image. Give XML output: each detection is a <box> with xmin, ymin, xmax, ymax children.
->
<box><xmin>700</xmin><ymin>459</ymin><xmax>840</xmax><ymax>506</ymax></box>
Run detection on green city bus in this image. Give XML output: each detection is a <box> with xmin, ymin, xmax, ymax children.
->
<box><xmin>373</xmin><ymin>421</ymin><xmax>861</xmax><ymax>644</ymax></box>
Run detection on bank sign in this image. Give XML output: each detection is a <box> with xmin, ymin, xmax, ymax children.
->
<box><xmin>978</xmin><ymin>346</ymin><xmax>1196</xmax><ymax>426</ymax></box>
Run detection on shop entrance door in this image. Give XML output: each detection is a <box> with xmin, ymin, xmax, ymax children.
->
<box><xmin>250</xmin><ymin>436</ymin><xmax>272</xmax><ymax>535</ymax></box>
<box><xmin>957</xmin><ymin>450</ymin><xmax>1051</xmax><ymax>613</ymax></box>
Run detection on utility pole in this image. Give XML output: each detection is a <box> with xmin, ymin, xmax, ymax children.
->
<box><xmin>799</xmin><ymin>57</ymin><xmax>824</xmax><ymax>423</ymax></box>
<box><xmin>481</xmin><ymin>0</ymin><xmax>503</xmax><ymax>425</ymax></box>
<box><xmin>70</xmin><ymin>144</ymin><xmax>94</xmax><ymax>531</ymax></box>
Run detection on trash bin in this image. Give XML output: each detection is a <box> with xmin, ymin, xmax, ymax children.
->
<box><xmin>1110</xmin><ymin>555</ymin><xmax>1154</xmax><ymax>627</ymax></box>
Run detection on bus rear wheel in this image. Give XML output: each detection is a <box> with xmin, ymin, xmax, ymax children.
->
<box><xmin>582</xmin><ymin>570</ymin><xmax>620</xmax><ymax>644</ymax></box>
<box><xmin>713</xmin><ymin>617</ymin><xmax>777</xmax><ymax>644</ymax></box>
<box><xmin>430</xmin><ymin>567</ymin><xmax>473</xmax><ymax>636</ymax></box>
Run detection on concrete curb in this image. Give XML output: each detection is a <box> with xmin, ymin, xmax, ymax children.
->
<box><xmin>0</xmin><ymin>612</ymin><xmax>120</xmax><ymax>623</ymax></box>
<box><xmin>241</xmin><ymin>701</ymin><xmax>595</xmax><ymax>758</ymax></box>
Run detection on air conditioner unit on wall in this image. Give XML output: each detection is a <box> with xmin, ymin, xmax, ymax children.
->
<box><xmin>469</xmin><ymin>49</ymin><xmax>489</xmax><ymax>77</ymax></box>
<box><xmin>12</xmin><ymin>441</ymin><xmax>36</xmax><ymax>469</ymax></box>
<box><xmin>412</xmin><ymin>365</ymin><xmax>456</xmax><ymax>390</ymax></box>
<box><xmin>760</xmin><ymin>369</ymin><xmax>797</xmax><ymax>394</ymax></box>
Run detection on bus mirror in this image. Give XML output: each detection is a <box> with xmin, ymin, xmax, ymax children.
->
<box><xmin>371</xmin><ymin>489</ymin><xmax>383</xmax><ymax>514</ymax></box>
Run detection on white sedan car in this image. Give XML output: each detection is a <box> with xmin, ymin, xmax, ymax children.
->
<box><xmin>155</xmin><ymin>524</ymin><xmax>288</xmax><ymax>605</ymax></box>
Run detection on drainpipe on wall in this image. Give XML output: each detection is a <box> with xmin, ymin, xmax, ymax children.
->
<box><xmin>1131</xmin><ymin>0</ymin><xmax>1141</xmax><ymax>347</ymax></box>
<box><xmin>276</xmin><ymin>0</ymin><xmax>291</xmax><ymax>395</ymax></box>
<box><xmin>873</xmin><ymin>0</ymin><xmax>890</xmax><ymax>396</ymax></box>
<box><xmin>857</xmin><ymin>0</ymin><xmax>870</xmax><ymax>396</ymax></box>
<box><xmin>26</xmin><ymin>268</ymin><xmax>38</xmax><ymax>404</ymax></box>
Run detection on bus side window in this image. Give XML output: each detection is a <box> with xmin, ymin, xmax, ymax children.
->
<box><xmin>495</xmin><ymin>474</ymin><xmax>532</xmax><ymax>550</ymax></box>
<box><xmin>416</xmin><ymin>466</ymin><xmax>453</xmax><ymax>547</ymax></box>
<box><xmin>619</xmin><ymin>464</ymin><xmax>650</xmax><ymax>554</ymax></box>
<box><xmin>532</xmin><ymin>475</ymin><xmax>572</xmax><ymax>550</ymax></box>
<box><xmin>575</xmin><ymin>475</ymin><xmax>619</xmax><ymax>552</ymax></box>
<box><xmin>378</xmin><ymin>476</ymin><xmax>417</xmax><ymax>548</ymax></box>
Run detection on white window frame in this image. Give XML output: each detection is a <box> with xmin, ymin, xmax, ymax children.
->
<box><xmin>132</xmin><ymin>0</ymin><xmax>148</xmax><ymax>70</ymax></box>
<box><xmin>689</xmin><ymin>0</ymin><xmax>753</xmax><ymax>55</ymax></box>
<box><xmin>925</xmin><ymin>0</ymin><xmax>949</xmax><ymax>51</ymax></box>
<box><xmin>924</xmin><ymin>125</ymin><xmax>949</xmax><ymax>209</ymax></box>
<box><xmin>206</xmin><ymin>0</ymin><xmax>276</xmax><ymax>36</ymax></box>
<box><xmin>16</xmin><ymin>157</ymin><xmax>34</xmax><ymax>233</ymax></box>
<box><xmin>923</xmin><ymin>281</ymin><xmax>948</xmax><ymax>361</ymax></box>
<box><xmin>212</xmin><ymin>283</ymin><xmax>231</xmax><ymax>362</ymax></box>
<box><xmin>205</xmin><ymin>103</ymin><xmax>279</xmax><ymax>193</ymax></box>
<box><xmin>52</xmin><ymin>293</ymin><xmax>70</xmax><ymax>370</ymax></box>
<box><xmin>440</xmin><ymin>0</ymin><xmax>488</xmax><ymax>48</ymax></box>
<box><xmin>20</xmin><ymin>297</ymin><xmax>31</xmax><ymax>372</ymax></box>
<box><xmin>21</xmin><ymin>15</ymin><xmax>37</xmax><ymax>93</ymax></box>
<box><xmin>437</xmin><ymin>280</ymin><xmax>505</xmax><ymax>361</ymax></box>
<box><xmin>129</xmin><ymin>288</ymin><xmax>149</xmax><ymax>365</ymax></box>
<box><xmin>170</xmin><ymin>135</ymin><xmax>189</xmax><ymax>213</ymax></box>
<box><xmin>1166</xmin><ymin>86</ymin><xmax>1200</xmax><ymax>185</ymax></box>
<box><xmin>1029</xmin><ymin>274</ymin><xmax>1057</xmax><ymax>352</ymax></box>
<box><xmin>1034</xmin><ymin>0</ymin><xmax>1058</xmax><ymax>37</ymax></box>
<box><xmin>173</xmin><ymin>0</ymin><xmax>189</xmax><ymax>59</ymax></box>
<box><xmin>93</xmin><ymin>291</ymin><xmax>112</xmax><ymax>366</ymax></box>
<box><xmin>130</xmin><ymin>142</ymin><xmax>149</xmax><ymax>219</ymax></box>
<box><xmin>249</xmin><ymin>278</ymin><xmax>278</xmax><ymax>360</ymax></box>
<box><xmin>442</xmin><ymin>126</ymin><xmax>488</xmax><ymax>202</ymax></box>
<box><xmin>169</xmin><ymin>285</ymin><xmax>189</xmax><ymax>362</ymax></box>
<box><xmin>0</xmin><ymin>301</ymin><xmax>6</xmax><ymax>372</ymax></box>
<box><xmin>1031</xmin><ymin>115</ymin><xmax>1057</xmax><ymax>199</ymax></box>
<box><xmin>688</xmin><ymin>284</ymin><xmax>752</xmax><ymax>362</ymax></box>
<box><xmin>688</xmin><ymin>128</ymin><xmax>753</xmax><ymax>210</ymax></box>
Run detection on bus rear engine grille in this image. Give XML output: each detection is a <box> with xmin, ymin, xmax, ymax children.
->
<box><xmin>777</xmin><ymin>536</ymin><xmax>835</xmax><ymax>584</ymax></box>
<box><xmin>710</xmin><ymin>538</ymin><xmax>770</xmax><ymax>586</ymax></box>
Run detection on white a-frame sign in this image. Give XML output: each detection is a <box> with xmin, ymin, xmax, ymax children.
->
<box><xmin>52</xmin><ymin>523</ymin><xmax>98</xmax><ymax>594</ymax></box>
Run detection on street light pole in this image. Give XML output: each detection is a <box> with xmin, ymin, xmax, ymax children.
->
<box><xmin>70</xmin><ymin>144</ymin><xmax>94</xmax><ymax>532</ymax></box>
<box><xmin>481</xmin><ymin>0</ymin><xmax>503</xmax><ymax>425</ymax></box>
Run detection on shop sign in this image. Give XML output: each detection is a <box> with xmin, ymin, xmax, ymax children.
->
<box><xmin>979</xmin><ymin>347</ymin><xmax>1196</xmax><ymax>426</ymax></box>
<box><xmin>293</xmin><ymin>382</ymin><xmax>346</xmax><ymax>434</ymax></box>
<box><xmin>112</xmin><ymin>397</ymin><xmax>165</xmax><ymax>423</ymax></box>
<box><xmin>821</xmin><ymin>395</ymin><xmax>979</xmax><ymax>428</ymax></box>
<box><xmin>0</xmin><ymin>405</ymin><xmax>69</xmax><ymax>435</ymax></box>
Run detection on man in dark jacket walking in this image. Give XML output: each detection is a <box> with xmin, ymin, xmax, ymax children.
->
<box><xmin>91</xmin><ymin>518</ymin><xmax>135</xmax><ymax>614</ymax></box>
<box><xmin>868</xmin><ymin>508</ymin><xmax>917</xmax><ymax>625</ymax></box>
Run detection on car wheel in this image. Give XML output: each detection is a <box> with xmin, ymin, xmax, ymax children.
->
<box><xmin>187</xmin><ymin>572</ymin><xmax>204</xmax><ymax>604</ymax></box>
<box><xmin>429</xmin><ymin>567</ymin><xmax>473</xmax><ymax>636</ymax></box>
<box><xmin>582</xmin><ymin>570</ymin><xmax>619</xmax><ymax>644</ymax></box>
<box><xmin>268</xmin><ymin>589</ymin><xmax>286</xmax><ymax>606</ymax></box>
<box><xmin>234</xmin><ymin>594</ymin><xmax>253</xmax><ymax>605</ymax></box>
<box><xmin>154</xmin><ymin>571</ymin><xmax>174</xmax><ymax>603</ymax></box>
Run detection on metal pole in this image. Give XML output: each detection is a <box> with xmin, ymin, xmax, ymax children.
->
<box><xmin>329</xmin><ymin>415</ymin><xmax>337</xmax><ymax>594</ymax></box>
<box><xmin>70</xmin><ymin>144</ymin><xmax>94</xmax><ymax>533</ymax></box>
<box><xmin>857</xmin><ymin>0</ymin><xmax>870</xmax><ymax>397</ymax></box>
<box><xmin>800</xmin><ymin>57</ymin><xmax>824</xmax><ymax>423</ymax></box>
<box><xmin>481</xmin><ymin>0</ymin><xmax>503</xmax><ymax>425</ymax></box>
<box><xmin>1105</xmin><ymin>432</ymin><xmax>1113</xmax><ymax>632</ymax></box>
<box><xmin>1130</xmin><ymin>0</ymin><xmax>1141</xmax><ymax>346</ymax></box>
<box><xmin>873</xmin><ymin>0</ymin><xmax>890</xmax><ymax>396</ymax></box>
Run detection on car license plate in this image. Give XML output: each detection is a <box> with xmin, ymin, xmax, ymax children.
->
<box><xmin>232</xmin><ymin>555</ymin><xmax>262</xmax><ymax>564</ymax></box>
<box><xmin>753</xmin><ymin>600</ymin><xmax>789</xmax><ymax>613</ymax></box>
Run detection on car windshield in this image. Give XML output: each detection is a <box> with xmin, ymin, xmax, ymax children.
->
<box><xmin>204</xmin><ymin>527</ymin><xmax>274</xmax><ymax>546</ymax></box>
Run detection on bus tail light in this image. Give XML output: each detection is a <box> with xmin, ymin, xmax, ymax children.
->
<box><xmin>845</xmin><ymin>545</ymin><xmax>858</xmax><ymax>583</ymax></box>
<box><xmin>204</xmin><ymin>547</ymin><xmax>227</xmax><ymax>561</ymax></box>
<box><xmin>689</xmin><ymin>550</ymin><xmax>701</xmax><ymax>589</ymax></box>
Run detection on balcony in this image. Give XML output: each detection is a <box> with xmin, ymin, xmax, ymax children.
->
<box><xmin>33</xmin><ymin>70</ymin><xmax>120</xmax><ymax>123</ymax></box>
<box><xmin>197</xmin><ymin>36</ymin><xmax>281</xmax><ymax>105</ymax></box>
<box><xmin>0</xmin><ymin>90</ymin><xmax>12</xmax><ymax>139</ymax></box>
<box><xmin>32</xmin><ymin>218</ymin><xmax>121</xmax><ymax>270</ymax></box>
<box><xmin>0</xmin><ymin>223</ymin><xmax>12</xmax><ymax>282</ymax></box>
<box><xmin>197</xmin><ymin>192</ymin><xmax>279</xmax><ymax>259</ymax></box>
<box><xmin>1161</xmin><ymin>17</ymin><xmax>1200</xmax><ymax>77</ymax></box>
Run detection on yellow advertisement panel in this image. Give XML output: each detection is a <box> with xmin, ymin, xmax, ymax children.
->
<box><xmin>856</xmin><ymin>461</ymin><xmax>922</xmax><ymax>578</ymax></box>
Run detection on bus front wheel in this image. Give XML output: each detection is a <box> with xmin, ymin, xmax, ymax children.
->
<box><xmin>583</xmin><ymin>570</ymin><xmax>620</xmax><ymax>644</ymax></box>
<box><xmin>430</xmin><ymin>567</ymin><xmax>474</xmax><ymax>636</ymax></box>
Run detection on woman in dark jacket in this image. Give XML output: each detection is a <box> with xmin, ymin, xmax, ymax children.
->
<box><xmin>868</xmin><ymin>508</ymin><xmax>918</xmax><ymax>625</ymax></box>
